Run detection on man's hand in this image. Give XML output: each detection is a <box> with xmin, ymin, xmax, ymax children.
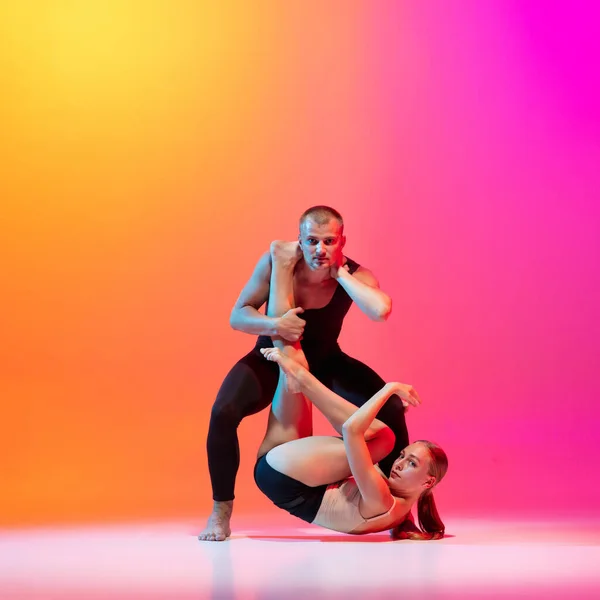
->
<box><xmin>275</xmin><ymin>307</ymin><xmax>306</xmax><ymax>342</ymax></box>
<box><xmin>329</xmin><ymin>254</ymin><xmax>349</xmax><ymax>280</ymax></box>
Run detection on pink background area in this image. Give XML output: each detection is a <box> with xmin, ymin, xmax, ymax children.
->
<box><xmin>2</xmin><ymin>1</ymin><xmax>599</xmax><ymax>525</ymax></box>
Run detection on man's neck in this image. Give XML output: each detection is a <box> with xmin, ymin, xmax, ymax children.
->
<box><xmin>296</xmin><ymin>260</ymin><xmax>333</xmax><ymax>285</ymax></box>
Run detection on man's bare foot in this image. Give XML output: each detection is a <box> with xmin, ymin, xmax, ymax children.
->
<box><xmin>198</xmin><ymin>500</ymin><xmax>233</xmax><ymax>542</ymax></box>
<box><xmin>260</xmin><ymin>347</ymin><xmax>304</xmax><ymax>389</ymax></box>
<box><xmin>270</xmin><ymin>240</ymin><xmax>302</xmax><ymax>269</ymax></box>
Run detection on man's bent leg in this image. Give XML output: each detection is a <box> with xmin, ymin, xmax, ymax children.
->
<box><xmin>322</xmin><ymin>353</ymin><xmax>409</xmax><ymax>477</ymax></box>
<box><xmin>198</xmin><ymin>351</ymin><xmax>278</xmax><ymax>541</ymax></box>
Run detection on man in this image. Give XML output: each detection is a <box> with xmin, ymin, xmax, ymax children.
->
<box><xmin>199</xmin><ymin>206</ymin><xmax>408</xmax><ymax>541</ymax></box>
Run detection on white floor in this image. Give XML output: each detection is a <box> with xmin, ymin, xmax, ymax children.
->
<box><xmin>2</xmin><ymin>516</ymin><xmax>600</xmax><ymax>599</ymax></box>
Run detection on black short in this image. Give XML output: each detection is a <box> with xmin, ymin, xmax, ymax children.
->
<box><xmin>254</xmin><ymin>454</ymin><xmax>328</xmax><ymax>524</ymax></box>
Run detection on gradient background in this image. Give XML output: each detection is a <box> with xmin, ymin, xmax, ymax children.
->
<box><xmin>2</xmin><ymin>1</ymin><xmax>599</xmax><ymax>527</ymax></box>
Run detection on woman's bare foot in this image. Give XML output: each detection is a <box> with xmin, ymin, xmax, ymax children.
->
<box><xmin>260</xmin><ymin>347</ymin><xmax>304</xmax><ymax>390</ymax></box>
<box><xmin>198</xmin><ymin>500</ymin><xmax>233</xmax><ymax>542</ymax></box>
<box><xmin>270</xmin><ymin>240</ymin><xmax>302</xmax><ymax>269</ymax></box>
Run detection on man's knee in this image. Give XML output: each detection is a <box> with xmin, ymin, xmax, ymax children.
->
<box><xmin>376</xmin><ymin>395</ymin><xmax>408</xmax><ymax>432</ymax></box>
<box><xmin>385</xmin><ymin>393</ymin><xmax>408</xmax><ymax>416</ymax></box>
<box><xmin>209</xmin><ymin>399</ymin><xmax>243</xmax><ymax>430</ymax></box>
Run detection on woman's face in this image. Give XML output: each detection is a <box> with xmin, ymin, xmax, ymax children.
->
<box><xmin>388</xmin><ymin>442</ymin><xmax>435</xmax><ymax>496</ymax></box>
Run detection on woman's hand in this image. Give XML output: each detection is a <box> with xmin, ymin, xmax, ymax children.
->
<box><xmin>385</xmin><ymin>382</ymin><xmax>422</xmax><ymax>408</ymax></box>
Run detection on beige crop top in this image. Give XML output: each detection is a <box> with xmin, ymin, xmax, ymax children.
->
<box><xmin>312</xmin><ymin>476</ymin><xmax>398</xmax><ymax>534</ymax></box>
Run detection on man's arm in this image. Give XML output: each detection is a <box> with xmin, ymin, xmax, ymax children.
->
<box><xmin>229</xmin><ymin>252</ymin><xmax>305</xmax><ymax>341</ymax></box>
<box><xmin>333</xmin><ymin>265</ymin><xmax>392</xmax><ymax>322</ymax></box>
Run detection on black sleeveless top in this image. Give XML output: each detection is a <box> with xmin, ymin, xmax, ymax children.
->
<box><xmin>255</xmin><ymin>257</ymin><xmax>360</xmax><ymax>365</ymax></box>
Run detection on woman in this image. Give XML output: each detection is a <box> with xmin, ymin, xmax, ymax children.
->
<box><xmin>254</xmin><ymin>242</ymin><xmax>448</xmax><ymax>539</ymax></box>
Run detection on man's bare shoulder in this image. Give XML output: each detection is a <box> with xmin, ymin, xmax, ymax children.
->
<box><xmin>352</xmin><ymin>264</ymin><xmax>380</xmax><ymax>287</ymax></box>
<box><xmin>254</xmin><ymin>250</ymin><xmax>272</xmax><ymax>275</ymax></box>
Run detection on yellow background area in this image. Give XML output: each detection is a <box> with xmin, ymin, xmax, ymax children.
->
<box><xmin>3</xmin><ymin>2</ymin><xmax>600</xmax><ymax>526</ymax></box>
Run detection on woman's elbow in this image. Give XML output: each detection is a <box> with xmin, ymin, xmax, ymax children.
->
<box><xmin>342</xmin><ymin>421</ymin><xmax>361</xmax><ymax>437</ymax></box>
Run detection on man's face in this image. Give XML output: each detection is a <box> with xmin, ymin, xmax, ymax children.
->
<box><xmin>298</xmin><ymin>218</ymin><xmax>346</xmax><ymax>271</ymax></box>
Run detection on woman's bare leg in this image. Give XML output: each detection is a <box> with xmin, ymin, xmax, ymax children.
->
<box><xmin>266</xmin><ymin>434</ymin><xmax>395</xmax><ymax>487</ymax></box>
<box><xmin>256</xmin><ymin>241</ymin><xmax>312</xmax><ymax>459</ymax></box>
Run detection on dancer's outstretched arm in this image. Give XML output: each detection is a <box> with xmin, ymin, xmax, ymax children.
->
<box><xmin>343</xmin><ymin>382</ymin><xmax>420</xmax><ymax>435</ymax></box>
<box><xmin>341</xmin><ymin>382</ymin><xmax>421</xmax><ymax>511</ymax></box>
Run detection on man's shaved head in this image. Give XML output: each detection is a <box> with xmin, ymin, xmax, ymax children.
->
<box><xmin>299</xmin><ymin>206</ymin><xmax>344</xmax><ymax>230</ymax></box>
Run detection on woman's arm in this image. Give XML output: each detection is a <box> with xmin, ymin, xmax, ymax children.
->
<box><xmin>342</xmin><ymin>383</ymin><xmax>421</xmax><ymax>515</ymax></box>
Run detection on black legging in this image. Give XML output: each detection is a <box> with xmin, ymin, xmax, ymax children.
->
<box><xmin>207</xmin><ymin>348</ymin><xmax>409</xmax><ymax>501</ymax></box>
